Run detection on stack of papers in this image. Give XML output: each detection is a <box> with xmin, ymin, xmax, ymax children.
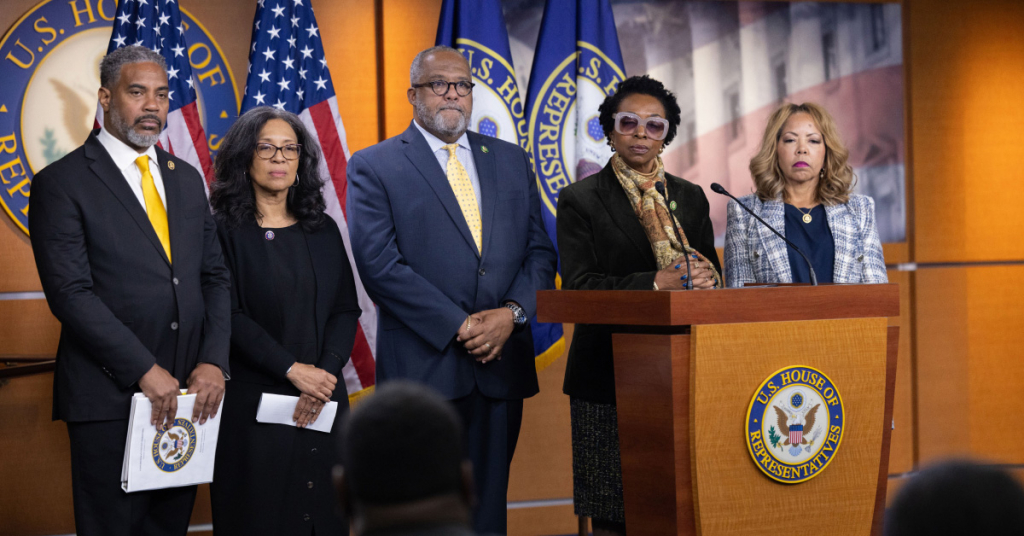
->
<box><xmin>121</xmin><ymin>392</ymin><xmax>223</xmax><ymax>493</ymax></box>
<box><xmin>256</xmin><ymin>393</ymin><xmax>338</xmax><ymax>433</ymax></box>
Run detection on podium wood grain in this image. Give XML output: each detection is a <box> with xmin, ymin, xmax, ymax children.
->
<box><xmin>690</xmin><ymin>319</ymin><xmax>888</xmax><ymax>536</ymax></box>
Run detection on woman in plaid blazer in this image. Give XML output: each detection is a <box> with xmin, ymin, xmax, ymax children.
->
<box><xmin>724</xmin><ymin>103</ymin><xmax>888</xmax><ymax>286</ymax></box>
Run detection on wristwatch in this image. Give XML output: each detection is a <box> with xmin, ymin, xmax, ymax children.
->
<box><xmin>503</xmin><ymin>302</ymin><xmax>528</xmax><ymax>331</ymax></box>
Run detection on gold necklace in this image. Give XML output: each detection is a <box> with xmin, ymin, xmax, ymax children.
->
<box><xmin>796</xmin><ymin>206</ymin><xmax>813</xmax><ymax>224</ymax></box>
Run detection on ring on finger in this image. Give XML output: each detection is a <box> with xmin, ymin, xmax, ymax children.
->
<box><xmin>483</xmin><ymin>342</ymin><xmax>492</xmax><ymax>351</ymax></box>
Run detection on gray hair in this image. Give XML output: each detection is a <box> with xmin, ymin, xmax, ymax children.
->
<box><xmin>409</xmin><ymin>45</ymin><xmax>467</xmax><ymax>85</ymax></box>
<box><xmin>100</xmin><ymin>46</ymin><xmax>168</xmax><ymax>89</ymax></box>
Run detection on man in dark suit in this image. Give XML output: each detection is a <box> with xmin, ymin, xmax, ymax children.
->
<box><xmin>347</xmin><ymin>45</ymin><xmax>557</xmax><ymax>534</ymax></box>
<box><xmin>29</xmin><ymin>45</ymin><xmax>230</xmax><ymax>536</ymax></box>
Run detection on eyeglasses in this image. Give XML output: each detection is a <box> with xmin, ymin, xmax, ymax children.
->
<box><xmin>412</xmin><ymin>80</ymin><xmax>475</xmax><ymax>97</ymax></box>
<box><xmin>613</xmin><ymin>112</ymin><xmax>670</xmax><ymax>141</ymax></box>
<box><xmin>255</xmin><ymin>143</ymin><xmax>302</xmax><ymax>160</ymax></box>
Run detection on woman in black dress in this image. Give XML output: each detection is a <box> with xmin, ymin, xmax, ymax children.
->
<box><xmin>556</xmin><ymin>76</ymin><xmax>722</xmax><ymax>535</ymax></box>
<box><xmin>209</xmin><ymin>106</ymin><xmax>361</xmax><ymax>535</ymax></box>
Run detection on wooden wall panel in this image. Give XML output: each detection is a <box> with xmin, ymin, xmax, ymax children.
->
<box><xmin>910</xmin><ymin>0</ymin><xmax>1024</xmax><ymax>262</ymax></box>
<box><xmin>916</xmin><ymin>265</ymin><xmax>1024</xmax><ymax>464</ymax></box>
<box><xmin>0</xmin><ymin>299</ymin><xmax>60</xmax><ymax>358</ymax></box>
<box><xmin>508</xmin><ymin>325</ymin><xmax>573</xmax><ymax>502</ymax></box>
<box><xmin>508</xmin><ymin>504</ymin><xmax>578</xmax><ymax>536</ymax></box>
<box><xmin>381</xmin><ymin>0</ymin><xmax>443</xmax><ymax>139</ymax></box>
<box><xmin>311</xmin><ymin>0</ymin><xmax>379</xmax><ymax>153</ymax></box>
<box><xmin>0</xmin><ymin>372</ymin><xmax>75</xmax><ymax>536</ymax></box>
<box><xmin>887</xmin><ymin>269</ymin><xmax>914</xmax><ymax>474</ymax></box>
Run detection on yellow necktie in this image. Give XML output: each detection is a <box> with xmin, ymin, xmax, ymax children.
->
<box><xmin>443</xmin><ymin>144</ymin><xmax>482</xmax><ymax>254</ymax></box>
<box><xmin>135</xmin><ymin>155</ymin><xmax>171</xmax><ymax>263</ymax></box>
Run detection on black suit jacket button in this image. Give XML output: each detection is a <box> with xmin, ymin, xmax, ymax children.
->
<box><xmin>172</xmin><ymin>277</ymin><xmax>179</xmax><ymax>285</ymax></box>
<box><xmin>170</xmin><ymin>322</ymin><xmax>179</xmax><ymax>330</ymax></box>
<box><xmin>307</xmin><ymin>481</ymin><xmax>314</xmax><ymax>489</ymax></box>
<box><xmin>303</xmin><ymin>514</ymin><xmax>310</xmax><ymax>521</ymax></box>
<box><xmin>478</xmin><ymin>268</ymin><xmax>486</xmax><ymax>276</ymax></box>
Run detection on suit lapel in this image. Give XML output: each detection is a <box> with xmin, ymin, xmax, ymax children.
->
<box><xmin>400</xmin><ymin>125</ymin><xmax>480</xmax><ymax>257</ymax></box>
<box><xmin>469</xmin><ymin>132</ymin><xmax>496</xmax><ymax>260</ymax></box>
<box><xmin>157</xmin><ymin>151</ymin><xmax>180</xmax><ymax>266</ymax></box>
<box><xmin>757</xmin><ymin>198</ymin><xmax>792</xmax><ymax>283</ymax></box>
<box><xmin>84</xmin><ymin>134</ymin><xmax>170</xmax><ymax>266</ymax></box>
<box><xmin>594</xmin><ymin>167</ymin><xmax>657</xmax><ymax>268</ymax></box>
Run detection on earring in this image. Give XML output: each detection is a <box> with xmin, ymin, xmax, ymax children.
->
<box><xmin>292</xmin><ymin>175</ymin><xmax>299</xmax><ymax>187</ymax></box>
<box><xmin>659</xmin><ymin>146</ymin><xmax>665</xmax><ymax>154</ymax></box>
<box><xmin>609</xmin><ymin>144</ymin><xmax>616</xmax><ymax>153</ymax></box>
<box><xmin>819</xmin><ymin>169</ymin><xmax>825</xmax><ymax>179</ymax></box>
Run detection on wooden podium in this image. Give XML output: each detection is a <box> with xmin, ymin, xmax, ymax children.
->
<box><xmin>537</xmin><ymin>284</ymin><xmax>899</xmax><ymax>536</ymax></box>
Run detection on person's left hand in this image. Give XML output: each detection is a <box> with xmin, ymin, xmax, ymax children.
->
<box><xmin>458</xmin><ymin>307</ymin><xmax>515</xmax><ymax>363</ymax></box>
<box><xmin>293</xmin><ymin>393</ymin><xmax>326</xmax><ymax>428</ymax></box>
<box><xmin>687</xmin><ymin>253</ymin><xmax>718</xmax><ymax>290</ymax></box>
<box><xmin>186</xmin><ymin>363</ymin><xmax>225</xmax><ymax>424</ymax></box>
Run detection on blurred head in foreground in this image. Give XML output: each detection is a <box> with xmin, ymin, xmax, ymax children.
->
<box><xmin>886</xmin><ymin>460</ymin><xmax>1024</xmax><ymax>536</ymax></box>
<box><xmin>336</xmin><ymin>381</ymin><xmax>475</xmax><ymax>535</ymax></box>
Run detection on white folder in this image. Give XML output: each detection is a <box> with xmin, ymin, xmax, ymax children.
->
<box><xmin>121</xmin><ymin>392</ymin><xmax>224</xmax><ymax>493</ymax></box>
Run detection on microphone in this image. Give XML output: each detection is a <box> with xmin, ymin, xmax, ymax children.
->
<box><xmin>654</xmin><ymin>181</ymin><xmax>692</xmax><ymax>290</ymax></box>
<box><xmin>709</xmin><ymin>182</ymin><xmax>818</xmax><ymax>286</ymax></box>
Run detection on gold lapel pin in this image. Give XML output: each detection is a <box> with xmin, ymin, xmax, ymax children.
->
<box><xmin>167</xmin><ymin>161</ymin><xmax>175</xmax><ymax>170</ymax></box>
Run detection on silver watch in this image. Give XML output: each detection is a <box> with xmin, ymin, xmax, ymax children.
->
<box><xmin>503</xmin><ymin>302</ymin><xmax>527</xmax><ymax>328</ymax></box>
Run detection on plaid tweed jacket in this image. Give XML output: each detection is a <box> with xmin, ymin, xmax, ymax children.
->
<box><xmin>723</xmin><ymin>193</ymin><xmax>888</xmax><ymax>287</ymax></box>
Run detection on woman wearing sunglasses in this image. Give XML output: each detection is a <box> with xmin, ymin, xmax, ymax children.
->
<box><xmin>723</xmin><ymin>102</ymin><xmax>887</xmax><ymax>287</ymax></box>
<box><xmin>208</xmin><ymin>107</ymin><xmax>361</xmax><ymax>536</ymax></box>
<box><xmin>556</xmin><ymin>75</ymin><xmax>721</xmax><ymax>536</ymax></box>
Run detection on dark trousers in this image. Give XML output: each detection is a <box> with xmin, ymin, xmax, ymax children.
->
<box><xmin>452</xmin><ymin>387</ymin><xmax>524</xmax><ymax>535</ymax></box>
<box><xmin>67</xmin><ymin>420</ymin><xmax>197</xmax><ymax>536</ymax></box>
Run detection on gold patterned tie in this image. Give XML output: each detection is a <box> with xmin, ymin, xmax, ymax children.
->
<box><xmin>443</xmin><ymin>144</ymin><xmax>482</xmax><ymax>254</ymax></box>
<box><xmin>135</xmin><ymin>155</ymin><xmax>171</xmax><ymax>263</ymax></box>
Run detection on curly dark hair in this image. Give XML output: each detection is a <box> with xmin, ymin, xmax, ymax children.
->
<box><xmin>210</xmin><ymin>106</ymin><xmax>327</xmax><ymax>231</ymax></box>
<box><xmin>598</xmin><ymin>75</ymin><xmax>682</xmax><ymax>146</ymax></box>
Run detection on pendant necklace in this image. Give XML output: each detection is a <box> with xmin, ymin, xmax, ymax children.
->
<box><xmin>797</xmin><ymin>207</ymin><xmax>813</xmax><ymax>224</ymax></box>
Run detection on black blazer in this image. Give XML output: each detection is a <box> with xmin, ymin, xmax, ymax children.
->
<box><xmin>30</xmin><ymin>131</ymin><xmax>231</xmax><ymax>422</ymax></box>
<box><xmin>556</xmin><ymin>162</ymin><xmax>721</xmax><ymax>404</ymax></box>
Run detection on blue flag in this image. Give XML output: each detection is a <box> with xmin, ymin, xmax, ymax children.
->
<box><xmin>436</xmin><ymin>0</ymin><xmax>565</xmax><ymax>369</ymax></box>
<box><xmin>526</xmin><ymin>0</ymin><xmax>625</xmax><ymax>249</ymax></box>
<box><xmin>524</xmin><ymin>0</ymin><xmax>624</xmax><ymax>368</ymax></box>
<box><xmin>436</xmin><ymin>0</ymin><xmax>527</xmax><ymax>146</ymax></box>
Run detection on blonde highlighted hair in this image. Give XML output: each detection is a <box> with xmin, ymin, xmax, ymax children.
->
<box><xmin>749</xmin><ymin>102</ymin><xmax>855</xmax><ymax>205</ymax></box>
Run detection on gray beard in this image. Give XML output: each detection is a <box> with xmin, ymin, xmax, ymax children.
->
<box><xmin>415</xmin><ymin>100</ymin><xmax>469</xmax><ymax>140</ymax></box>
<box><xmin>109</xmin><ymin>107</ymin><xmax>161</xmax><ymax>149</ymax></box>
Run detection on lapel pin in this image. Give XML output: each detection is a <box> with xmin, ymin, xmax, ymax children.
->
<box><xmin>167</xmin><ymin>161</ymin><xmax>175</xmax><ymax>170</ymax></box>
<box><xmin>669</xmin><ymin>200</ymin><xmax>677</xmax><ymax>211</ymax></box>
<box><xmin>481</xmin><ymin>146</ymin><xmax>489</xmax><ymax>153</ymax></box>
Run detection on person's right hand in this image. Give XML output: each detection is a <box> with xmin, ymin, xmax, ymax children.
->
<box><xmin>285</xmin><ymin>363</ymin><xmax>336</xmax><ymax>403</ymax></box>
<box><xmin>654</xmin><ymin>255</ymin><xmax>696</xmax><ymax>290</ymax></box>
<box><xmin>138</xmin><ymin>364</ymin><xmax>181</xmax><ymax>430</ymax></box>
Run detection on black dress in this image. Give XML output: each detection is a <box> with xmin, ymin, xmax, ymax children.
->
<box><xmin>211</xmin><ymin>219</ymin><xmax>361</xmax><ymax>536</ymax></box>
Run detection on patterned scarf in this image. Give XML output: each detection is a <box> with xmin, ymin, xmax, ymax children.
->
<box><xmin>611</xmin><ymin>154</ymin><xmax>722</xmax><ymax>286</ymax></box>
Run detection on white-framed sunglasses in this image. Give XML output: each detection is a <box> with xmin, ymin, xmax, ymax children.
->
<box><xmin>613</xmin><ymin>112</ymin><xmax>670</xmax><ymax>141</ymax></box>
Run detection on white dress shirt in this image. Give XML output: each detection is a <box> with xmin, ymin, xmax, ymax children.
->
<box><xmin>412</xmin><ymin>120</ymin><xmax>482</xmax><ymax>213</ymax></box>
<box><xmin>96</xmin><ymin>126</ymin><xmax>166</xmax><ymax>211</ymax></box>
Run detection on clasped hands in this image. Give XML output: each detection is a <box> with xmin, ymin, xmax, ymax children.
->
<box><xmin>286</xmin><ymin>363</ymin><xmax>337</xmax><ymax>428</ymax></box>
<box><xmin>654</xmin><ymin>252</ymin><xmax>717</xmax><ymax>290</ymax></box>
<box><xmin>456</xmin><ymin>307</ymin><xmax>516</xmax><ymax>364</ymax></box>
<box><xmin>139</xmin><ymin>362</ymin><xmax>224</xmax><ymax>430</ymax></box>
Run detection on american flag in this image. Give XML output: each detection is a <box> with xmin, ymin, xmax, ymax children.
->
<box><xmin>99</xmin><ymin>0</ymin><xmax>214</xmax><ymax>186</ymax></box>
<box><xmin>242</xmin><ymin>0</ymin><xmax>377</xmax><ymax>398</ymax></box>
